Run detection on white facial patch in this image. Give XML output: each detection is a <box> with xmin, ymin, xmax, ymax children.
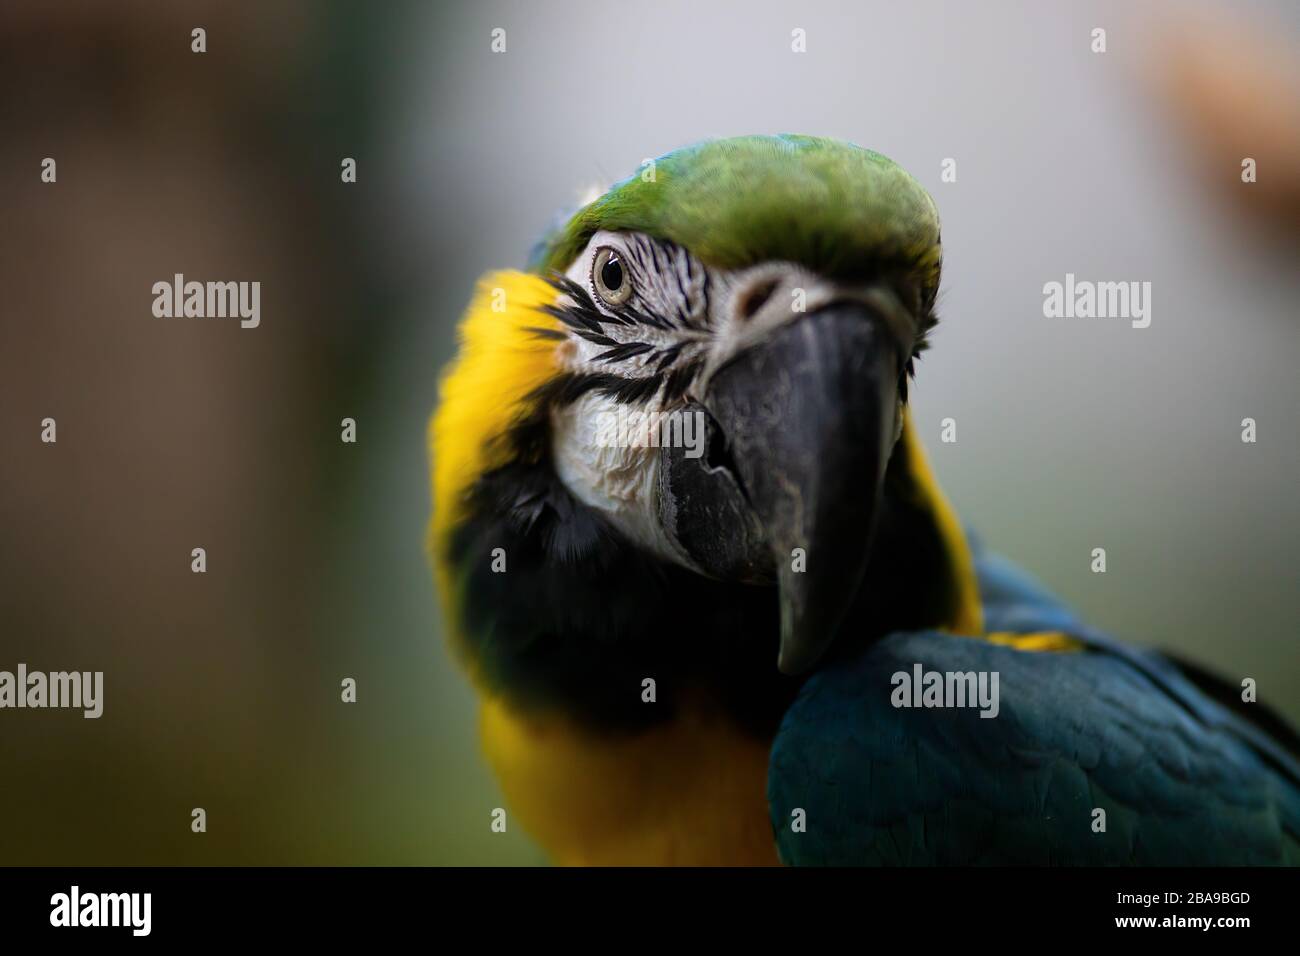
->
<box><xmin>551</xmin><ymin>392</ymin><xmax>681</xmax><ymax>563</ymax></box>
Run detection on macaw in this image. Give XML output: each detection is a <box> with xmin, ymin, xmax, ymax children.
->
<box><xmin>428</xmin><ymin>134</ymin><xmax>1300</xmax><ymax>865</ymax></box>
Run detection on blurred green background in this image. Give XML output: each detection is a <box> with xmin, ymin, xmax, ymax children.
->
<box><xmin>1</xmin><ymin>0</ymin><xmax>1296</xmax><ymax>865</ymax></box>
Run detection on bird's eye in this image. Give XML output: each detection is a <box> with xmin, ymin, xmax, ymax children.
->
<box><xmin>592</xmin><ymin>247</ymin><xmax>632</xmax><ymax>307</ymax></box>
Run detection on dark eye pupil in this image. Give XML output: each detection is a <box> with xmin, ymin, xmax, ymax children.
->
<box><xmin>600</xmin><ymin>254</ymin><xmax>624</xmax><ymax>292</ymax></box>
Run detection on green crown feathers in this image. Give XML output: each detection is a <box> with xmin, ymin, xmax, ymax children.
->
<box><xmin>529</xmin><ymin>134</ymin><xmax>943</xmax><ymax>312</ymax></box>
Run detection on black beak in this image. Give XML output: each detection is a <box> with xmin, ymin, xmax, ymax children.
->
<box><xmin>704</xmin><ymin>304</ymin><xmax>902</xmax><ymax>674</ymax></box>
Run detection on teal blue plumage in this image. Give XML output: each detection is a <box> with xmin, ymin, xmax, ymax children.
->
<box><xmin>769</xmin><ymin>545</ymin><xmax>1300</xmax><ymax>865</ymax></box>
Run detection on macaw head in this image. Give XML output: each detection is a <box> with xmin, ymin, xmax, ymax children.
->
<box><xmin>431</xmin><ymin>135</ymin><xmax>980</xmax><ymax>703</ymax></box>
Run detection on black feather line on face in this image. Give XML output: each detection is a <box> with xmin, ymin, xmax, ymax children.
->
<box><xmin>543</xmin><ymin>271</ymin><xmax>677</xmax><ymax>335</ymax></box>
<box><xmin>525</xmin><ymin>327</ymin><xmax>568</xmax><ymax>341</ymax></box>
<box><xmin>541</xmin><ymin>275</ymin><xmax>630</xmax><ymax>331</ymax></box>
<box><xmin>539</xmin><ymin>300</ymin><xmax>606</xmax><ymax>336</ymax></box>
<box><xmin>570</xmin><ymin>328</ymin><xmax>619</xmax><ymax>347</ymax></box>
<box><xmin>535</xmin><ymin>269</ymin><xmax>702</xmax><ymax>405</ymax></box>
<box><xmin>594</xmin><ymin>341</ymin><xmax>656</xmax><ymax>364</ymax></box>
<box><xmin>661</xmin><ymin>359</ymin><xmax>702</xmax><ymax>404</ymax></box>
<box><xmin>572</xmin><ymin>371</ymin><xmax>664</xmax><ymax>405</ymax></box>
<box><xmin>653</xmin><ymin>343</ymin><xmax>684</xmax><ymax>373</ymax></box>
<box><xmin>625</xmin><ymin>305</ymin><xmax>674</xmax><ymax>331</ymax></box>
<box><xmin>685</xmin><ymin>265</ymin><xmax>710</xmax><ymax>332</ymax></box>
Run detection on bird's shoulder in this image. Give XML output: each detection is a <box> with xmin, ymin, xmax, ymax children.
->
<box><xmin>767</xmin><ymin>554</ymin><xmax>1300</xmax><ymax>865</ymax></box>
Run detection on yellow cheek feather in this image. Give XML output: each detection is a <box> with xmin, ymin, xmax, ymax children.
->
<box><xmin>895</xmin><ymin>410</ymin><xmax>985</xmax><ymax>637</ymax></box>
<box><xmin>428</xmin><ymin>270</ymin><xmax>562</xmax><ymax>605</ymax></box>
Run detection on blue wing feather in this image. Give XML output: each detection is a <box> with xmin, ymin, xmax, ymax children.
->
<box><xmin>768</xmin><ymin>550</ymin><xmax>1300</xmax><ymax>865</ymax></box>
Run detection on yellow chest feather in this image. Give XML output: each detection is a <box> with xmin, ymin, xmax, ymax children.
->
<box><xmin>480</xmin><ymin>696</ymin><xmax>780</xmax><ymax>866</ymax></box>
